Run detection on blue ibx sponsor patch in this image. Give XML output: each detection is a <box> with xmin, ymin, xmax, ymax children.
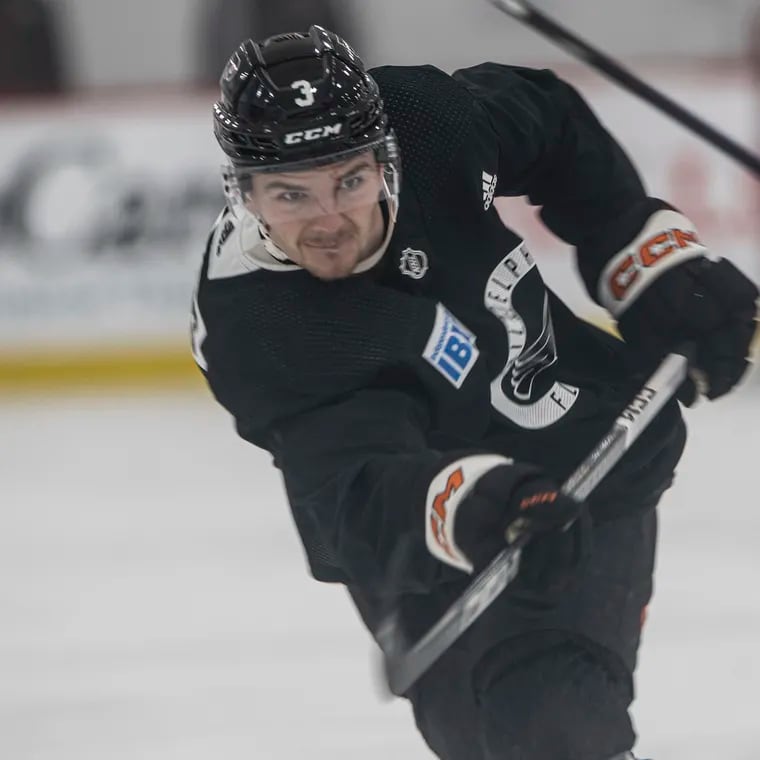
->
<box><xmin>423</xmin><ymin>303</ymin><xmax>479</xmax><ymax>388</ymax></box>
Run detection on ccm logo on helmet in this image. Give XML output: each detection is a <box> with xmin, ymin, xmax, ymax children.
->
<box><xmin>283</xmin><ymin>123</ymin><xmax>343</xmax><ymax>145</ymax></box>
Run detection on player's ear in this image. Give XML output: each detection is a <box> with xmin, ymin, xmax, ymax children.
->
<box><xmin>246</xmin><ymin>196</ymin><xmax>260</xmax><ymax>216</ymax></box>
<box><xmin>242</xmin><ymin>179</ymin><xmax>261</xmax><ymax>215</ymax></box>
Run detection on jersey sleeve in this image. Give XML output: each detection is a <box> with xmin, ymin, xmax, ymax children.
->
<box><xmin>270</xmin><ymin>384</ymin><xmax>471</xmax><ymax>592</ymax></box>
<box><xmin>452</xmin><ymin>63</ymin><xmax>672</xmax><ymax>305</ymax></box>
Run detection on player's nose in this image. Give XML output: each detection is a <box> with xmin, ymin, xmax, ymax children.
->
<box><xmin>310</xmin><ymin>211</ymin><xmax>345</xmax><ymax>233</ymax></box>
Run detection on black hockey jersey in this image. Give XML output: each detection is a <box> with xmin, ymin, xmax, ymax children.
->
<box><xmin>192</xmin><ymin>63</ymin><xmax>685</xmax><ymax>597</ymax></box>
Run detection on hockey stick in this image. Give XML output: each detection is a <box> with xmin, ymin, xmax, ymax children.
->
<box><xmin>487</xmin><ymin>0</ymin><xmax>760</xmax><ymax>179</ymax></box>
<box><xmin>379</xmin><ymin>349</ymin><xmax>690</xmax><ymax>696</ymax></box>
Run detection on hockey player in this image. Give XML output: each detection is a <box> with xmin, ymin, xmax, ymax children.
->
<box><xmin>191</xmin><ymin>26</ymin><xmax>758</xmax><ymax>760</ymax></box>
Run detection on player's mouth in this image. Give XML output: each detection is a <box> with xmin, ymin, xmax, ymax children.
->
<box><xmin>304</xmin><ymin>243</ymin><xmax>344</xmax><ymax>251</ymax></box>
<box><xmin>302</xmin><ymin>233</ymin><xmax>354</xmax><ymax>249</ymax></box>
<box><xmin>301</xmin><ymin>223</ymin><xmax>356</xmax><ymax>250</ymax></box>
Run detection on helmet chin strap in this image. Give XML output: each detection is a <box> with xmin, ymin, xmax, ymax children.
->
<box><xmin>257</xmin><ymin>217</ymin><xmax>293</xmax><ymax>263</ymax></box>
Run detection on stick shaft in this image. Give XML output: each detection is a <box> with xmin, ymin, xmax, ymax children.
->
<box><xmin>384</xmin><ymin>351</ymin><xmax>689</xmax><ymax>696</ymax></box>
<box><xmin>489</xmin><ymin>0</ymin><xmax>760</xmax><ymax>177</ymax></box>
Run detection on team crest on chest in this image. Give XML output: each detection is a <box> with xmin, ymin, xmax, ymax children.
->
<box><xmin>484</xmin><ymin>242</ymin><xmax>580</xmax><ymax>429</ymax></box>
<box><xmin>399</xmin><ymin>247</ymin><xmax>429</xmax><ymax>279</ymax></box>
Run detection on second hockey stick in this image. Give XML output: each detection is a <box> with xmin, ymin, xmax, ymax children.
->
<box><xmin>380</xmin><ymin>349</ymin><xmax>690</xmax><ymax>696</ymax></box>
<box><xmin>487</xmin><ymin>0</ymin><xmax>760</xmax><ymax>179</ymax></box>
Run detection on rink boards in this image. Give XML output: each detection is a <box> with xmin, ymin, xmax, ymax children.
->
<box><xmin>0</xmin><ymin>63</ymin><xmax>758</xmax><ymax>390</ymax></box>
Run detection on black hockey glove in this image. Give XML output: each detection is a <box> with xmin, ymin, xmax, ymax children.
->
<box><xmin>617</xmin><ymin>257</ymin><xmax>758</xmax><ymax>405</ymax></box>
<box><xmin>425</xmin><ymin>456</ymin><xmax>591</xmax><ymax>597</ymax></box>
<box><xmin>593</xmin><ymin>206</ymin><xmax>758</xmax><ymax>406</ymax></box>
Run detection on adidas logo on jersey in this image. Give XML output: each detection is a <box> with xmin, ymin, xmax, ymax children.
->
<box><xmin>482</xmin><ymin>171</ymin><xmax>497</xmax><ymax>210</ymax></box>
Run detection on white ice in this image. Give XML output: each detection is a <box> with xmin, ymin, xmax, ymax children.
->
<box><xmin>1</xmin><ymin>380</ymin><xmax>758</xmax><ymax>759</ymax></box>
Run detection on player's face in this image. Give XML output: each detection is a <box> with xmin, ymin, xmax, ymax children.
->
<box><xmin>247</xmin><ymin>153</ymin><xmax>386</xmax><ymax>280</ymax></box>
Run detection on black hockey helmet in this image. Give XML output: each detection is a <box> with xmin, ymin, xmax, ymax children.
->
<box><xmin>213</xmin><ymin>25</ymin><xmax>396</xmax><ymax>172</ymax></box>
<box><xmin>213</xmin><ymin>25</ymin><xmax>401</xmax><ymax>243</ymax></box>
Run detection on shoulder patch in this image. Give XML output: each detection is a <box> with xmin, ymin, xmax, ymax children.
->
<box><xmin>399</xmin><ymin>247</ymin><xmax>429</xmax><ymax>279</ymax></box>
<box><xmin>423</xmin><ymin>303</ymin><xmax>479</xmax><ymax>388</ymax></box>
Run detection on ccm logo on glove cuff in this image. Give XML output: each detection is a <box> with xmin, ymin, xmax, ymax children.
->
<box><xmin>519</xmin><ymin>490</ymin><xmax>558</xmax><ymax>509</ymax></box>
<box><xmin>425</xmin><ymin>454</ymin><xmax>511</xmax><ymax>573</ymax></box>
<box><xmin>598</xmin><ymin>210</ymin><xmax>707</xmax><ymax>317</ymax></box>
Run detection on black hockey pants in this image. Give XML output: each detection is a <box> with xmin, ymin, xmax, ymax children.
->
<box><xmin>407</xmin><ymin>506</ymin><xmax>658</xmax><ymax>760</ymax></box>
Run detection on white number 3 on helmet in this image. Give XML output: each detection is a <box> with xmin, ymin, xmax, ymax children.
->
<box><xmin>291</xmin><ymin>79</ymin><xmax>315</xmax><ymax>107</ymax></box>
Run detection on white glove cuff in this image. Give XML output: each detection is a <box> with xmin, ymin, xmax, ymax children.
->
<box><xmin>425</xmin><ymin>454</ymin><xmax>512</xmax><ymax>574</ymax></box>
<box><xmin>597</xmin><ymin>209</ymin><xmax>707</xmax><ymax>318</ymax></box>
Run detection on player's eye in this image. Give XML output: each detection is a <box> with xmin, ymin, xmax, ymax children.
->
<box><xmin>276</xmin><ymin>190</ymin><xmax>309</xmax><ymax>203</ymax></box>
<box><xmin>340</xmin><ymin>174</ymin><xmax>365</xmax><ymax>192</ymax></box>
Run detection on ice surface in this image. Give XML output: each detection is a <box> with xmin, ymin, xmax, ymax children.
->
<box><xmin>0</xmin><ymin>381</ymin><xmax>758</xmax><ymax>759</ymax></box>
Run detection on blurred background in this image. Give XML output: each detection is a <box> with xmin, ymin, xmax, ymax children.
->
<box><xmin>1</xmin><ymin>2</ymin><xmax>759</xmax><ymax>759</ymax></box>
<box><xmin>1</xmin><ymin>0</ymin><xmax>759</xmax><ymax>388</ymax></box>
